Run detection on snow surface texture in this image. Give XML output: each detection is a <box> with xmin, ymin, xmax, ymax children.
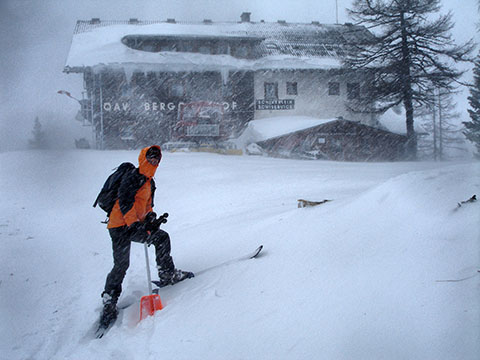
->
<box><xmin>0</xmin><ymin>150</ymin><xmax>479</xmax><ymax>359</ymax></box>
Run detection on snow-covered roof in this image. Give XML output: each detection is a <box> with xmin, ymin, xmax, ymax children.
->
<box><xmin>234</xmin><ymin>116</ymin><xmax>338</xmax><ymax>147</ymax></box>
<box><xmin>65</xmin><ymin>19</ymin><xmax>372</xmax><ymax>72</ymax></box>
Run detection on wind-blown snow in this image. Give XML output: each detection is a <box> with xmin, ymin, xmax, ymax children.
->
<box><xmin>0</xmin><ymin>150</ymin><xmax>478</xmax><ymax>359</ymax></box>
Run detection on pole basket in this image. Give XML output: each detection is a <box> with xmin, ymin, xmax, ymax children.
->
<box><xmin>139</xmin><ymin>294</ymin><xmax>163</xmax><ymax>321</ymax></box>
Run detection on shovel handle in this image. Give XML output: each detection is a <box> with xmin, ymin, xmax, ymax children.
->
<box><xmin>144</xmin><ymin>243</ymin><xmax>153</xmax><ymax>295</ymax></box>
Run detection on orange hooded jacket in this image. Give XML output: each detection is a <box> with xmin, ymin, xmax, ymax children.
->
<box><xmin>107</xmin><ymin>145</ymin><xmax>161</xmax><ymax>229</ymax></box>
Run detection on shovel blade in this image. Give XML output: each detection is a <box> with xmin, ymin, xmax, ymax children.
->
<box><xmin>139</xmin><ymin>294</ymin><xmax>163</xmax><ymax>321</ymax></box>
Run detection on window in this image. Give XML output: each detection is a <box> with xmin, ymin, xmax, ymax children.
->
<box><xmin>264</xmin><ymin>82</ymin><xmax>278</xmax><ymax>100</ymax></box>
<box><xmin>347</xmin><ymin>83</ymin><xmax>360</xmax><ymax>100</ymax></box>
<box><xmin>328</xmin><ymin>82</ymin><xmax>340</xmax><ymax>96</ymax></box>
<box><xmin>286</xmin><ymin>82</ymin><xmax>298</xmax><ymax>96</ymax></box>
<box><xmin>216</xmin><ymin>42</ymin><xmax>229</xmax><ymax>55</ymax></box>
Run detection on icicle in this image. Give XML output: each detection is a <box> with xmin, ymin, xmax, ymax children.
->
<box><xmin>220</xmin><ymin>68</ymin><xmax>229</xmax><ymax>86</ymax></box>
<box><xmin>124</xmin><ymin>67</ymin><xmax>135</xmax><ymax>84</ymax></box>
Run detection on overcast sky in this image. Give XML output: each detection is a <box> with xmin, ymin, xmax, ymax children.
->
<box><xmin>0</xmin><ymin>0</ymin><xmax>478</xmax><ymax>151</ymax></box>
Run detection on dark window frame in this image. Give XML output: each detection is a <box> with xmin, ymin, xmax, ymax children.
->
<box><xmin>347</xmin><ymin>82</ymin><xmax>360</xmax><ymax>100</ymax></box>
<box><xmin>264</xmin><ymin>82</ymin><xmax>279</xmax><ymax>100</ymax></box>
<box><xmin>286</xmin><ymin>82</ymin><xmax>298</xmax><ymax>96</ymax></box>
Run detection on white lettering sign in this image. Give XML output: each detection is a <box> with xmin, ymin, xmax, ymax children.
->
<box><xmin>104</xmin><ymin>102</ymin><xmax>129</xmax><ymax>111</ymax></box>
<box><xmin>106</xmin><ymin>101</ymin><xmax>238</xmax><ymax>112</ymax></box>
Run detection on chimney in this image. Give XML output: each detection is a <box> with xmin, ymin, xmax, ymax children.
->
<box><xmin>90</xmin><ymin>18</ymin><xmax>100</xmax><ymax>24</ymax></box>
<box><xmin>240</xmin><ymin>12</ymin><xmax>251</xmax><ymax>23</ymax></box>
<box><xmin>128</xmin><ymin>18</ymin><xmax>139</xmax><ymax>24</ymax></box>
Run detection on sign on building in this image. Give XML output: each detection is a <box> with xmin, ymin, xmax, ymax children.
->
<box><xmin>255</xmin><ymin>99</ymin><xmax>295</xmax><ymax>110</ymax></box>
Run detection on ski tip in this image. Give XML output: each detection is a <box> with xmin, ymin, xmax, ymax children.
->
<box><xmin>251</xmin><ymin>245</ymin><xmax>264</xmax><ymax>259</ymax></box>
<box><xmin>95</xmin><ymin>327</ymin><xmax>107</xmax><ymax>339</ymax></box>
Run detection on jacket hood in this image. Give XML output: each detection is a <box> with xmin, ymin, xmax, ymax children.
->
<box><xmin>138</xmin><ymin>145</ymin><xmax>161</xmax><ymax>178</ymax></box>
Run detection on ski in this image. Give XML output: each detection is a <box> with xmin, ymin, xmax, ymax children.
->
<box><xmin>95</xmin><ymin>321</ymin><xmax>114</xmax><ymax>339</ymax></box>
<box><xmin>151</xmin><ymin>245</ymin><xmax>263</xmax><ymax>289</ymax></box>
<box><xmin>94</xmin><ymin>308</ymin><xmax>119</xmax><ymax>339</ymax></box>
<box><xmin>91</xmin><ymin>299</ymin><xmax>135</xmax><ymax>339</ymax></box>
<box><xmin>191</xmin><ymin>245</ymin><xmax>263</xmax><ymax>276</ymax></box>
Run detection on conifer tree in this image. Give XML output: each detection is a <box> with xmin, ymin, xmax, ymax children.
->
<box><xmin>419</xmin><ymin>90</ymin><xmax>467</xmax><ymax>160</ymax></box>
<box><xmin>464</xmin><ymin>54</ymin><xmax>480</xmax><ymax>158</ymax></box>
<box><xmin>29</xmin><ymin>117</ymin><xmax>48</xmax><ymax>149</ymax></box>
<box><xmin>346</xmin><ymin>0</ymin><xmax>474</xmax><ymax>159</ymax></box>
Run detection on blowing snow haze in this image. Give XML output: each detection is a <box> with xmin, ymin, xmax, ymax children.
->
<box><xmin>0</xmin><ymin>0</ymin><xmax>478</xmax><ymax>152</ymax></box>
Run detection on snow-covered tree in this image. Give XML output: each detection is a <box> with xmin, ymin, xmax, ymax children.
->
<box><xmin>346</xmin><ymin>0</ymin><xmax>474</xmax><ymax>159</ymax></box>
<box><xmin>29</xmin><ymin>117</ymin><xmax>48</xmax><ymax>149</ymax></box>
<box><xmin>464</xmin><ymin>54</ymin><xmax>480</xmax><ymax>158</ymax></box>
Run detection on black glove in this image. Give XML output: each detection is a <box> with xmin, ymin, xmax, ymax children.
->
<box><xmin>145</xmin><ymin>212</ymin><xmax>169</xmax><ymax>232</ymax></box>
<box><xmin>157</xmin><ymin>212</ymin><xmax>169</xmax><ymax>225</ymax></box>
<box><xmin>128</xmin><ymin>221</ymin><xmax>146</xmax><ymax>234</ymax></box>
<box><xmin>145</xmin><ymin>211</ymin><xmax>157</xmax><ymax>225</ymax></box>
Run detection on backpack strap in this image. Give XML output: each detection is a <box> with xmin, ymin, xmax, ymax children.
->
<box><xmin>118</xmin><ymin>168</ymin><xmax>147</xmax><ymax>216</ymax></box>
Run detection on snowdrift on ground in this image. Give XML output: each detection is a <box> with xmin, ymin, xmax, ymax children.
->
<box><xmin>0</xmin><ymin>150</ymin><xmax>478</xmax><ymax>360</ymax></box>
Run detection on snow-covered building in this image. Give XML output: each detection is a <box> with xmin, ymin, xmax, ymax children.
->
<box><xmin>64</xmin><ymin>13</ymin><xmax>376</xmax><ymax>149</ymax></box>
<box><xmin>242</xmin><ymin>117</ymin><xmax>408</xmax><ymax>161</ymax></box>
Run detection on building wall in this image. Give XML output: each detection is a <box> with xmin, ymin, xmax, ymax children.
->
<box><xmin>84</xmin><ymin>68</ymin><xmax>254</xmax><ymax>148</ymax></box>
<box><xmin>254</xmin><ymin>69</ymin><xmax>375</xmax><ymax>125</ymax></box>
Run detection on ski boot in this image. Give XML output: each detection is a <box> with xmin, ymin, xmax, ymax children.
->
<box><xmin>155</xmin><ymin>269</ymin><xmax>194</xmax><ymax>288</ymax></box>
<box><xmin>97</xmin><ymin>293</ymin><xmax>119</xmax><ymax>337</ymax></box>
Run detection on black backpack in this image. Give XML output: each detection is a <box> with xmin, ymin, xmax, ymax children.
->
<box><xmin>93</xmin><ymin>162</ymin><xmax>136</xmax><ymax>216</ymax></box>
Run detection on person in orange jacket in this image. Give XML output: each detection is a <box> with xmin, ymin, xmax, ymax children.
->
<box><xmin>100</xmin><ymin>145</ymin><xmax>193</xmax><ymax>327</ymax></box>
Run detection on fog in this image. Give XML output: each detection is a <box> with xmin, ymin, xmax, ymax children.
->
<box><xmin>0</xmin><ymin>0</ymin><xmax>478</xmax><ymax>152</ymax></box>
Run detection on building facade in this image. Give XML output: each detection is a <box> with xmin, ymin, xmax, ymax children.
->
<box><xmin>64</xmin><ymin>13</ymin><xmax>376</xmax><ymax>149</ymax></box>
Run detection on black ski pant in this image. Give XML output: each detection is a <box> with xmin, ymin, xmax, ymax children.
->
<box><xmin>103</xmin><ymin>225</ymin><xmax>175</xmax><ymax>299</ymax></box>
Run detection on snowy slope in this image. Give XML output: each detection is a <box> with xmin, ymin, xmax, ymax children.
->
<box><xmin>0</xmin><ymin>150</ymin><xmax>479</xmax><ymax>359</ymax></box>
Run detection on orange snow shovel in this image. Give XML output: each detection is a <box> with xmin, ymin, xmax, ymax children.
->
<box><xmin>140</xmin><ymin>243</ymin><xmax>163</xmax><ymax>321</ymax></box>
